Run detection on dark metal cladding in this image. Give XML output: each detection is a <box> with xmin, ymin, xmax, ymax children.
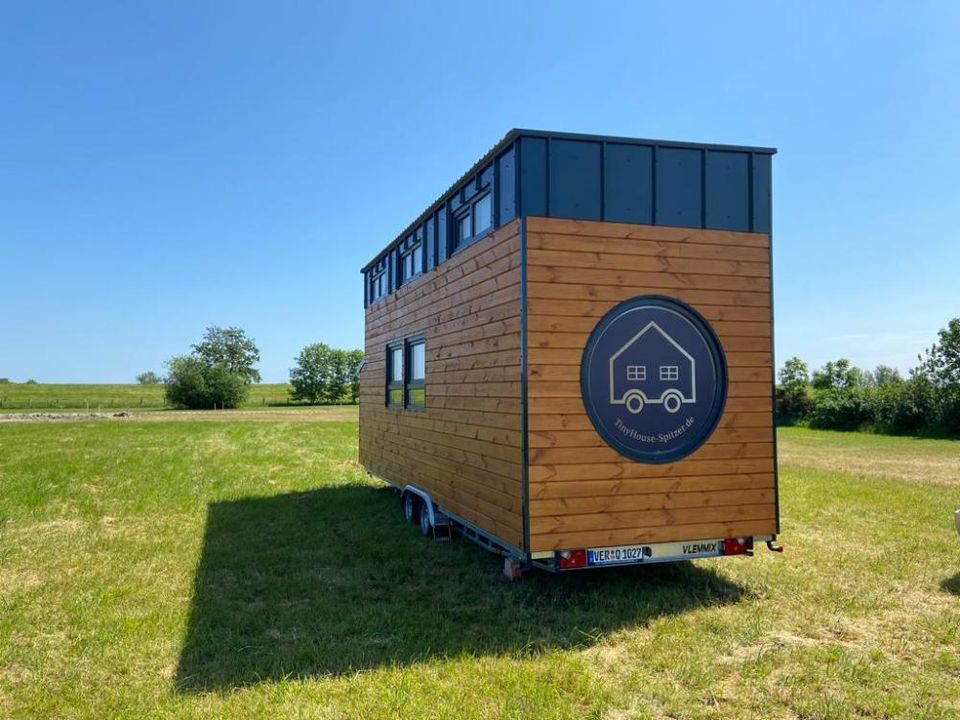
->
<box><xmin>706</xmin><ymin>151</ymin><xmax>751</xmax><ymax>231</ymax></box>
<box><xmin>518</xmin><ymin>136</ymin><xmax>548</xmax><ymax>217</ymax></box>
<box><xmin>361</xmin><ymin>129</ymin><xmax>776</xmax><ymax>307</ymax></box>
<box><xmin>604</xmin><ymin>143</ymin><xmax>654</xmax><ymax>224</ymax></box>
<box><xmin>549</xmin><ymin>139</ymin><xmax>603</xmax><ymax>220</ymax></box>
<box><xmin>655</xmin><ymin>147</ymin><xmax>702</xmax><ymax>229</ymax></box>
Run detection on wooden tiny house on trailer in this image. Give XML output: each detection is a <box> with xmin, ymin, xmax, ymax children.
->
<box><xmin>359</xmin><ymin>129</ymin><xmax>779</xmax><ymax>573</ymax></box>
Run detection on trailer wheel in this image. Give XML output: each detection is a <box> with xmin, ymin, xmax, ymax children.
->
<box><xmin>418</xmin><ymin>501</ymin><xmax>432</xmax><ymax>536</ymax></box>
<box><xmin>662</xmin><ymin>390</ymin><xmax>682</xmax><ymax>414</ymax></box>
<box><xmin>402</xmin><ymin>491</ymin><xmax>419</xmax><ymax>523</ymax></box>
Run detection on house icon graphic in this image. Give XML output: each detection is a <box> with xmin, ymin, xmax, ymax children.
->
<box><xmin>608</xmin><ymin>321</ymin><xmax>697</xmax><ymax>415</ymax></box>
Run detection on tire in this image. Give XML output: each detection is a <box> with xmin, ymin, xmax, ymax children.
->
<box><xmin>419</xmin><ymin>501</ymin><xmax>432</xmax><ymax>537</ymax></box>
<box><xmin>402</xmin><ymin>492</ymin><xmax>418</xmax><ymax>523</ymax></box>
<box><xmin>662</xmin><ymin>390</ymin><xmax>682</xmax><ymax>414</ymax></box>
<box><xmin>624</xmin><ymin>391</ymin><xmax>645</xmax><ymax>415</ymax></box>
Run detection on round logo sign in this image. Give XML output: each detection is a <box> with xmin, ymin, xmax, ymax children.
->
<box><xmin>580</xmin><ymin>296</ymin><xmax>728</xmax><ymax>464</ymax></box>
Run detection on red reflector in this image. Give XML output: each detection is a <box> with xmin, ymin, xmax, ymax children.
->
<box><xmin>557</xmin><ymin>549</ymin><xmax>587</xmax><ymax>569</ymax></box>
<box><xmin>723</xmin><ymin>537</ymin><xmax>749</xmax><ymax>556</ymax></box>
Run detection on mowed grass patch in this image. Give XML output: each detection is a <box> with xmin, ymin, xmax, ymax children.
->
<box><xmin>0</xmin><ymin>383</ymin><xmax>317</xmax><ymax>411</ymax></box>
<box><xmin>778</xmin><ymin>426</ymin><xmax>960</xmax><ymax>487</ymax></box>
<box><xmin>0</xmin><ymin>423</ymin><xmax>958</xmax><ymax>718</ymax></box>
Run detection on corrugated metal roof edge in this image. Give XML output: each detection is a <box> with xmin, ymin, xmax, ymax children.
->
<box><xmin>360</xmin><ymin>129</ymin><xmax>777</xmax><ymax>273</ymax></box>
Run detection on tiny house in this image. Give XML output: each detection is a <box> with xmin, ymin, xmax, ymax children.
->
<box><xmin>359</xmin><ymin>129</ymin><xmax>780</xmax><ymax>574</ymax></box>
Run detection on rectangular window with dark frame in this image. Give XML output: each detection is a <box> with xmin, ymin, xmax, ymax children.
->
<box><xmin>406</xmin><ymin>338</ymin><xmax>426</xmax><ymax>410</ymax></box>
<box><xmin>369</xmin><ymin>258</ymin><xmax>387</xmax><ymax>303</ymax></box>
<box><xmin>386</xmin><ymin>342</ymin><xmax>404</xmax><ymax>407</ymax></box>
<box><xmin>473</xmin><ymin>193</ymin><xmax>492</xmax><ymax>236</ymax></box>
<box><xmin>452</xmin><ymin>190</ymin><xmax>494</xmax><ymax>253</ymax></box>
<box><xmin>399</xmin><ymin>237</ymin><xmax>424</xmax><ymax>285</ymax></box>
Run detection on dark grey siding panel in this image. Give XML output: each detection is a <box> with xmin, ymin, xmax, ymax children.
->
<box><xmin>656</xmin><ymin>147</ymin><xmax>702</xmax><ymax>229</ymax></box>
<box><xmin>548</xmin><ymin>139</ymin><xmax>602</xmax><ymax>220</ymax></box>
<box><xmin>519</xmin><ymin>136</ymin><xmax>548</xmax><ymax>217</ymax></box>
<box><xmin>388</xmin><ymin>249</ymin><xmax>398</xmax><ymax>293</ymax></box>
<box><xmin>497</xmin><ymin>145</ymin><xmax>517</xmax><ymax>224</ymax></box>
<box><xmin>425</xmin><ymin>215</ymin><xmax>436</xmax><ymax>270</ymax></box>
<box><xmin>480</xmin><ymin>163</ymin><xmax>494</xmax><ymax>188</ymax></box>
<box><xmin>752</xmin><ymin>153</ymin><xmax>772</xmax><ymax>233</ymax></box>
<box><xmin>706</xmin><ymin>151</ymin><xmax>750</xmax><ymax>231</ymax></box>
<box><xmin>604</xmin><ymin>143</ymin><xmax>654</xmax><ymax>224</ymax></box>
<box><xmin>437</xmin><ymin>206</ymin><xmax>449</xmax><ymax>263</ymax></box>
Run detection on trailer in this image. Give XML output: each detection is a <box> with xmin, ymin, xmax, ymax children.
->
<box><xmin>359</xmin><ymin>129</ymin><xmax>780</xmax><ymax>576</ymax></box>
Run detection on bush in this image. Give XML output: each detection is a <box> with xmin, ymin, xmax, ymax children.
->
<box><xmin>808</xmin><ymin>388</ymin><xmax>874</xmax><ymax>430</ymax></box>
<box><xmin>775</xmin><ymin>387</ymin><xmax>814</xmax><ymax>425</ymax></box>
<box><xmin>0</xmin><ymin>378</ymin><xmax>9</xmax><ymax>384</ymax></box>
<box><xmin>136</xmin><ymin>371</ymin><xmax>162</xmax><ymax>385</ymax></box>
<box><xmin>870</xmin><ymin>378</ymin><xmax>936</xmax><ymax>435</ymax></box>
<box><xmin>164</xmin><ymin>356</ymin><xmax>249</xmax><ymax>409</ymax></box>
<box><xmin>24</xmin><ymin>379</ymin><xmax>37</xmax><ymax>385</ymax></box>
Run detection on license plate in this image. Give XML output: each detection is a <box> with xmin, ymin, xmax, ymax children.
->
<box><xmin>587</xmin><ymin>545</ymin><xmax>646</xmax><ymax>566</ymax></box>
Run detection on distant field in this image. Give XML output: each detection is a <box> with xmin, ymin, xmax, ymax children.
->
<box><xmin>1</xmin><ymin>421</ymin><xmax>958</xmax><ymax>718</ymax></box>
<box><xmin>0</xmin><ymin>383</ymin><xmax>317</xmax><ymax>411</ymax></box>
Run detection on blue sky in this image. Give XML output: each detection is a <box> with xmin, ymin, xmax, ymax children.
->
<box><xmin>2</xmin><ymin>2</ymin><xmax>958</xmax><ymax>382</ymax></box>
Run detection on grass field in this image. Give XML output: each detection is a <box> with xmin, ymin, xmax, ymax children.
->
<box><xmin>0</xmin><ymin>383</ymin><xmax>319</xmax><ymax>411</ymax></box>
<box><xmin>1</xmin><ymin>415</ymin><xmax>958</xmax><ymax>719</ymax></box>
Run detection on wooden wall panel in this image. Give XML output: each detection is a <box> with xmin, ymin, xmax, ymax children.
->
<box><xmin>360</xmin><ymin>221</ymin><xmax>524</xmax><ymax>550</ymax></box>
<box><xmin>525</xmin><ymin>216</ymin><xmax>777</xmax><ymax>553</ymax></box>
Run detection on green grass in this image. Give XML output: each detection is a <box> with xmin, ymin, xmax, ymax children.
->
<box><xmin>0</xmin><ymin>383</ymin><xmax>312</xmax><ymax>411</ymax></box>
<box><xmin>1</xmin><ymin>420</ymin><xmax>958</xmax><ymax>718</ymax></box>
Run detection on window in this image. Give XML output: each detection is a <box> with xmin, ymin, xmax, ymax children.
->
<box><xmin>386</xmin><ymin>337</ymin><xmax>426</xmax><ymax>410</ymax></box>
<box><xmin>368</xmin><ymin>259</ymin><xmax>387</xmax><ymax>303</ymax></box>
<box><xmin>452</xmin><ymin>192</ymin><xmax>494</xmax><ymax>252</ymax></box>
<box><xmin>457</xmin><ymin>213</ymin><xmax>471</xmax><ymax>245</ymax></box>
<box><xmin>626</xmin><ymin>365</ymin><xmax>646</xmax><ymax>381</ymax></box>
<box><xmin>406</xmin><ymin>338</ymin><xmax>426</xmax><ymax>410</ymax></box>
<box><xmin>660</xmin><ymin>366</ymin><xmax>679</xmax><ymax>381</ymax></box>
<box><xmin>386</xmin><ymin>343</ymin><xmax>403</xmax><ymax>407</ymax></box>
<box><xmin>473</xmin><ymin>193</ymin><xmax>492</xmax><ymax>235</ymax></box>
<box><xmin>399</xmin><ymin>237</ymin><xmax>424</xmax><ymax>285</ymax></box>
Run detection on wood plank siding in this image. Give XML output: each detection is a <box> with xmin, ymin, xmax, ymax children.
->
<box><xmin>524</xmin><ymin>216</ymin><xmax>777</xmax><ymax>553</ymax></box>
<box><xmin>359</xmin><ymin>220</ymin><xmax>524</xmax><ymax>549</ymax></box>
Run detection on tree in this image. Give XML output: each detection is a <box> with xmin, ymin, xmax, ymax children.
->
<box><xmin>915</xmin><ymin>317</ymin><xmax>960</xmax><ymax>435</ymax></box>
<box><xmin>24</xmin><ymin>379</ymin><xmax>37</xmax><ymax>384</ymax></box>
<box><xmin>136</xmin><ymin>371</ymin><xmax>162</xmax><ymax>385</ymax></box>
<box><xmin>163</xmin><ymin>325</ymin><xmax>258</xmax><ymax>409</ymax></box>
<box><xmin>192</xmin><ymin>326</ymin><xmax>261</xmax><ymax>384</ymax></box>
<box><xmin>778</xmin><ymin>357</ymin><xmax>809</xmax><ymax>393</ymax></box>
<box><xmin>917</xmin><ymin>318</ymin><xmax>960</xmax><ymax>388</ymax></box>
<box><xmin>290</xmin><ymin>344</ymin><xmax>364</xmax><ymax>404</ymax></box>
<box><xmin>164</xmin><ymin>356</ymin><xmax>248</xmax><ymax>409</ymax></box>
<box><xmin>290</xmin><ymin>343</ymin><xmax>334</xmax><ymax>404</ymax></box>
<box><xmin>0</xmin><ymin>378</ymin><xmax>9</xmax><ymax>384</ymax></box>
<box><xmin>872</xmin><ymin>365</ymin><xmax>902</xmax><ymax>386</ymax></box>
<box><xmin>811</xmin><ymin>359</ymin><xmax>863</xmax><ymax>390</ymax></box>
<box><xmin>345</xmin><ymin>349</ymin><xmax>364</xmax><ymax>403</ymax></box>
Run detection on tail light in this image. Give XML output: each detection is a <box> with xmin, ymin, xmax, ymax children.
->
<box><xmin>557</xmin><ymin>549</ymin><xmax>587</xmax><ymax>569</ymax></box>
<box><xmin>723</xmin><ymin>537</ymin><xmax>751</xmax><ymax>556</ymax></box>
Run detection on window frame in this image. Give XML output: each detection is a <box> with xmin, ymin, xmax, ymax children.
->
<box><xmin>626</xmin><ymin>365</ymin><xmax>646</xmax><ymax>381</ymax></box>
<box><xmin>368</xmin><ymin>258</ymin><xmax>388</xmax><ymax>303</ymax></box>
<box><xmin>386</xmin><ymin>341</ymin><xmax>404</xmax><ymax>408</ymax></box>
<box><xmin>451</xmin><ymin>189</ymin><xmax>494</xmax><ymax>254</ymax></box>
<box><xmin>405</xmin><ymin>335</ymin><xmax>426</xmax><ymax>411</ymax></box>
<box><xmin>398</xmin><ymin>234</ymin><xmax>424</xmax><ymax>287</ymax></box>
